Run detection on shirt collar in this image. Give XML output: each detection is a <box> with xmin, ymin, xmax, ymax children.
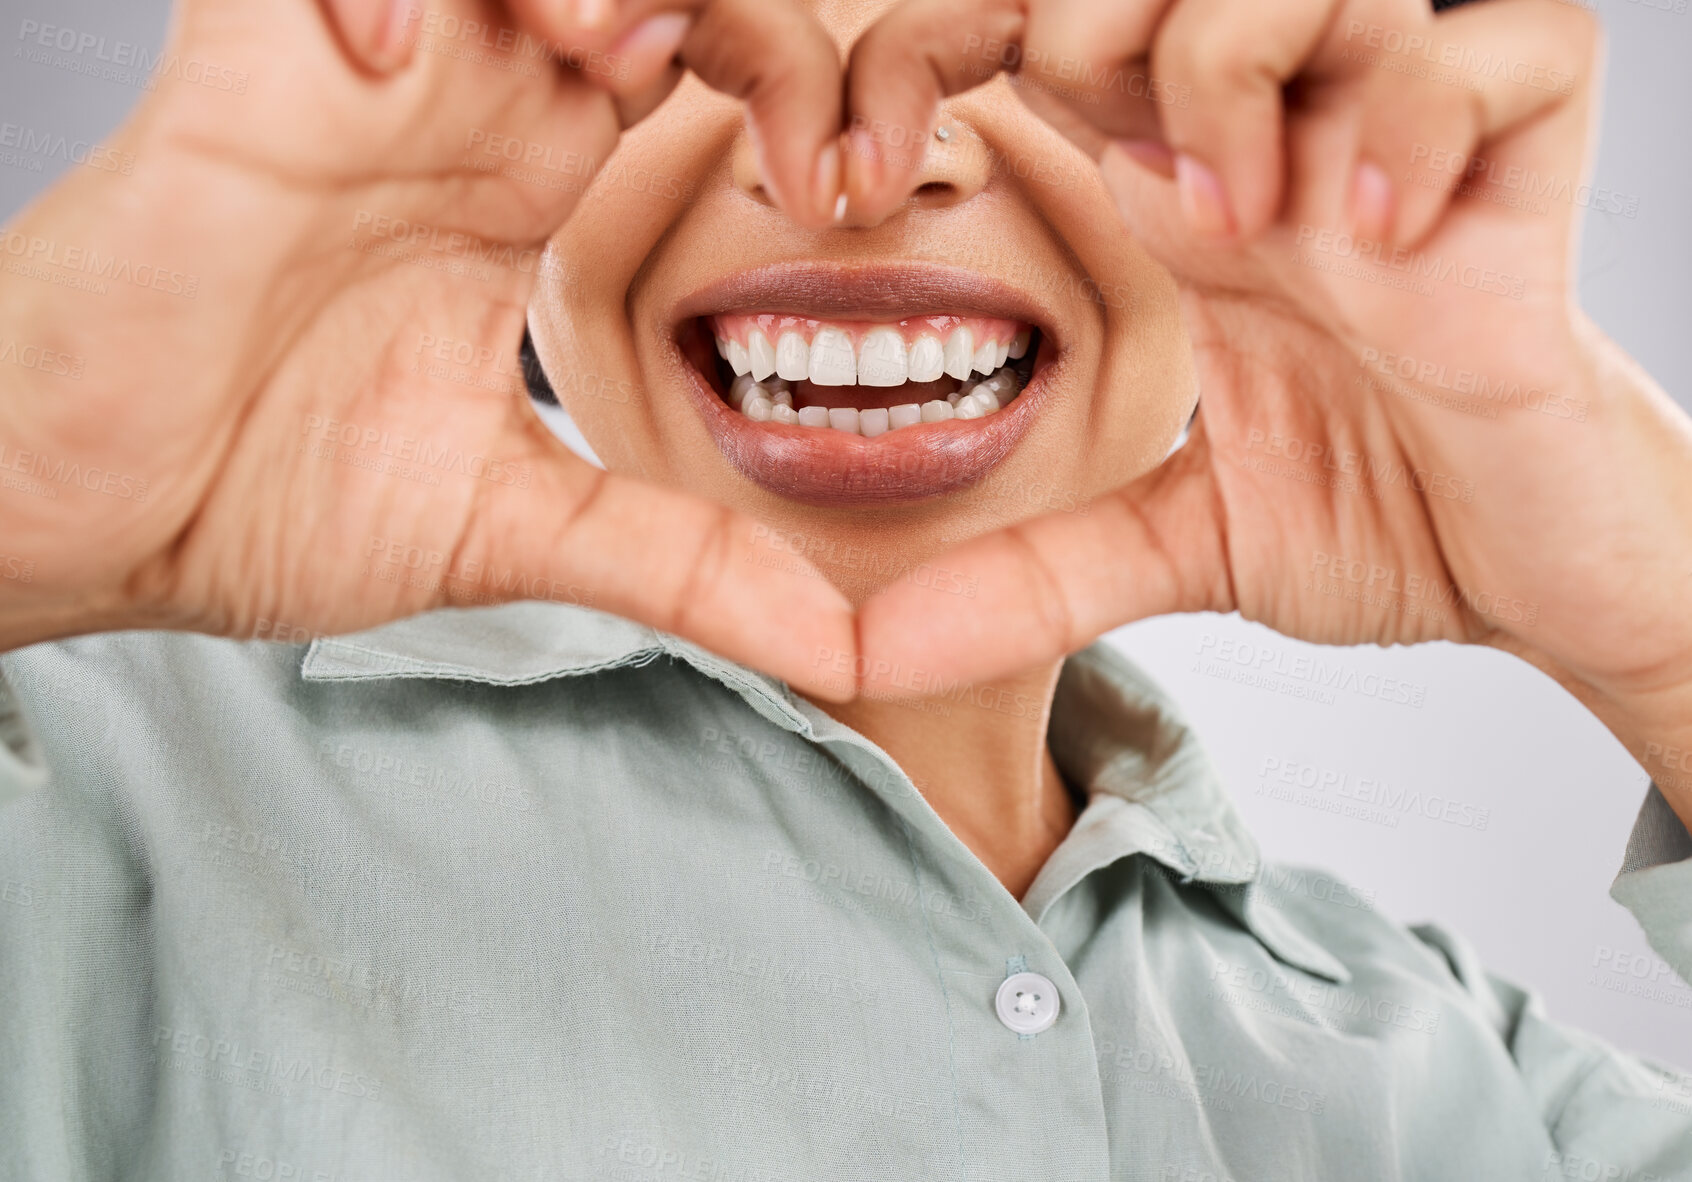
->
<box><xmin>302</xmin><ymin>603</ymin><xmax>1348</xmax><ymax>982</ymax></box>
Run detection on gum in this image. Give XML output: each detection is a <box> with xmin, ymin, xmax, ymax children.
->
<box><xmin>710</xmin><ymin>313</ymin><xmax>1025</xmax><ymax>351</ymax></box>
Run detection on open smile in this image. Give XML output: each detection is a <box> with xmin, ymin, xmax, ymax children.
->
<box><xmin>670</xmin><ymin>264</ymin><xmax>1064</xmax><ymax>507</ymax></box>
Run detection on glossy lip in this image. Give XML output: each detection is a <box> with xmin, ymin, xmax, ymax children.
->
<box><xmin>666</xmin><ymin>263</ymin><xmax>1068</xmax><ymax>507</ymax></box>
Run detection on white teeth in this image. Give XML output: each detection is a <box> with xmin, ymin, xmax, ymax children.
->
<box><xmin>827</xmin><ymin>408</ymin><xmax>861</xmax><ymax>434</ymax></box>
<box><xmin>943</xmin><ymin>328</ymin><xmax>975</xmax><ymax>382</ymax></box>
<box><xmin>857</xmin><ymin>328</ymin><xmax>909</xmax><ymax>387</ymax></box>
<box><xmin>723</xmin><ymin>338</ymin><xmax>752</xmax><ymax>377</ymax></box>
<box><xmin>907</xmin><ymin>334</ymin><xmax>946</xmax><ymax>383</ymax></box>
<box><xmin>776</xmin><ymin>332</ymin><xmax>809</xmax><ymax>382</ymax></box>
<box><xmin>728</xmin><ymin>373</ymin><xmax>760</xmax><ymax>408</ymax></box>
<box><xmin>748</xmin><ymin>330</ymin><xmax>777</xmax><ymax>382</ymax></box>
<box><xmin>808</xmin><ymin>328</ymin><xmax>857</xmax><ymax>386</ymax></box>
<box><xmin>724</xmin><ymin>320</ymin><xmax>1031</xmax><ymax>432</ymax></box>
<box><xmin>889</xmin><ymin>404</ymin><xmax>923</xmax><ymax>430</ymax></box>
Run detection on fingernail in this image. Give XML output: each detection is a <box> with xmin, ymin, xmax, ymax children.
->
<box><xmin>1113</xmin><ymin>138</ymin><xmax>1176</xmax><ymax>180</ymax></box>
<box><xmin>609</xmin><ymin>11</ymin><xmax>691</xmax><ymax>83</ymax></box>
<box><xmin>813</xmin><ymin>141</ymin><xmax>842</xmax><ymax>227</ymax></box>
<box><xmin>568</xmin><ymin>0</ymin><xmax>616</xmax><ymax>31</ymax></box>
<box><xmin>1350</xmin><ymin>160</ymin><xmax>1395</xmax><ymax>242</ymax></box>
<box><xmin>1174</xmin><ymin>153</ymin><xmax>1236</xmax><ymax>239</ymax></box>
<box><xmin>846</xmin><ymin>127</ymin><xmax>883</xmax><ymax>211</ymax></box>
<box><xmin>367</xmin><ymin>0</ymin><xmax>413</xmax><ymax>72</ymax></box>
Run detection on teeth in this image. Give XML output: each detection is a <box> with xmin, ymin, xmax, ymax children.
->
<box><xmin>808</xmin><ymin>328</ymin><xmax>857</xmax><ymax>386</ymax></box>
<box><xmin>774</xmin><ymin>333</ymin><xmax>808</xmax><ymax>383</ymax></box>
<box><xmin>943</xmin><ymin>328</ymin><xmax>975</xmax><ymax>382</ymax></box>
<box><xmin>907</xmin><ymin>334</ymin><xmax>946</xmax><ymax>383</ymax></box>
<box><xmin>889</xmin><ymin>404</ymin><xmax>923</xmax><ymax>430</ymax></box>
<box><xmin>720</xmin><ymin>324</ymin><xmax>1036</xmax><ymax>434</ymax></box>
<box><xmin>776</xmin><ymin>332</ymin><xmax>809</xmax><ymax>382</ymax></box>
<box><xmin>724</xmin><ymin>338</ymin><xmax>752</xmax><ymax>377</ymax></box>
<box><xmin>728</xmin><ymin>373</ymin><xmax>760</xmax><ymax>408</ymax></box>
<box><xmin>748</xmin><ymin>330</ymin><xmax>777</xmax><ymax>382</ymax></box>
<box><xmin>856</xmin><ymin>328</ymin><xmax>909</xmax><ymax>387</ymax></box>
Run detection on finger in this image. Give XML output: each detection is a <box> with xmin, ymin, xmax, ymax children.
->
<box><xmin>856</xmin><ymin>435</ymin><xmax>1231</xmax><ymax>694</ymax></box>
<box><xmin>459</xmin><ymin>412</ymin><xmax>859</xmax><ymax>701</ymax></box>
<box><xmin>846</xmin><ymin>0</ymin><xmax>1196</xmax><ymax>222</ymax></box>
<box><xmin>1357</xmin><ymin>0</ymin><xmax>1601</xmax><ymax>245</ymax></box>
<box><xmin>681</xmin><ymin>0</ymin><xmax>847</xmax><ymax>228</ymax></box>
<box><xmin>1149</xmin><ymin>0</ymin><xmax>1343</xmax><ymax>239</ymax></box>
<box><xmin>502</xmin><ymin>0</ymin><xmax>846</xmax><ymax>226</ymax></box>
<box><xmin>318</xmin><ymin>0</ymin><xmax>415</xmax><ymax>73</ymax></box>
<box><xmin>840</xmin><ymin>0</ymin><xmax>1026</xmax><ymax>223</ymax></box>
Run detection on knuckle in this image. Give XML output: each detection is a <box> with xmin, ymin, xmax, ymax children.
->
<box><xmin>1153</xmin><ymin>26</ymin><xmax>1266</xmax><ymax>94</ymax></box>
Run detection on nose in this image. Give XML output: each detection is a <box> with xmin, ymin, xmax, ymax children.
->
<box><xmin>732</xmin><ymin>115</ymin><xmax>993</xmax><ymax>227</ymax></box>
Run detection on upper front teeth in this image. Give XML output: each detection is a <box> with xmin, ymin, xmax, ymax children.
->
<box><xmin>775</xmin><ymin>332</ymin><xmax>808</xmax><ymax>381</ymax></box>
<box><xmin>718</xmin><ymin>322</ymin><xmax>1022</xmax><ymax>387</ymax></box>
<box><xmin>857</xmin><ymin>328</ymin><xmax>908</xmax><ymax>387</ymax></box>
<box><xmin>809</xmin><ymin>327</ymin><xmax>857</xmax><ymax>386</ymax></box>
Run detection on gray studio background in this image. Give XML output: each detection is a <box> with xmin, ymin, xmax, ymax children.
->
<box><xmin>4</xmin><ymin>0</ymin><xmax>1688</xmax><ymax>1066</ymax></box>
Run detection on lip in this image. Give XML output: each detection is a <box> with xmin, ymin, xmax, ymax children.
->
<box><xmin>666</xmin><ymin>263</ymin><xmax>1067</xmax><ymax>507</ymax></box>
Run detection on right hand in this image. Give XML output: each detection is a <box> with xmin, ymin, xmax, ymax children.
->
<box><xmin>0</xmin><ymin>0</ymin><xmax>857</xmax><ymax>694</ymax></box>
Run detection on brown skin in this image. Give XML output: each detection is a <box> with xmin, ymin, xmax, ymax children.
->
<box><xmin>4</xmin><ymin>0</ymin><xmax>1692</xmax><ymax>896</ymax></box>
<box><xmin>532</xmin><ymin>40</ymin><xmax>1191</xmax><ymax>894</ymax></box>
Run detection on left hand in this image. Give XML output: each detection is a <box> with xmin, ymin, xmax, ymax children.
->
<box><xmin>844</xmin><ymin>0</ymin><xmax>1692</xmax><ymax>805</ymax></box>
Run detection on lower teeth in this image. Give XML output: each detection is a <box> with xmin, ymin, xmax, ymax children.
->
<box><xmin>724</xmin><ymin>363</ymin><xmax>1030</xmax><ymax>436</ymax></box>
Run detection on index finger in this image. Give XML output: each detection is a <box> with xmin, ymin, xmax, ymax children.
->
<box><xmin>510</xmin><ymin>0</ymin><xmax>849</xmax><ymax>228</ymax></box>
<box><xmin>844</xmin><ymin>0</ymin><xmax>1171</xmax><ymax>221</ymax></box>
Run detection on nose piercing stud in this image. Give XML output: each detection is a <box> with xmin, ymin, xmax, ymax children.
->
<box><xmin>934</xmin><ymin>126</ymin><xmax>952</xmax><ymax>142</ymax></box>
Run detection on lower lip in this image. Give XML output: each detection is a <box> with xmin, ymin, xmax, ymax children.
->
<box><xmin>674</xmin><ymin>328</ymin><xmax>1059</xmax><ymax>508</ymax></box>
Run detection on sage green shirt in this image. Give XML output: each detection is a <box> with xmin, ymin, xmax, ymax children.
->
<box><xmin>1</xmin><ymin>602</ymin><xmax>1689</xmax><ymax>1182</ymax></box>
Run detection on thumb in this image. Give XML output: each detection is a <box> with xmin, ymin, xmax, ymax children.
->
<box><xmin>449</xmin><ymin>408</ymin><xmax>860</xmax><ymax>701</ymax></box>
<box><xmin>856</xmin><ymin>426</ymin><xmax>1232</xmax><ymax>693</ymax></box>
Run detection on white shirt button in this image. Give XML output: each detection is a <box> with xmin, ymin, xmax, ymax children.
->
<box><xmin>995</xmin><ymin>971</ymin><xmax>1060</xmax><ymax>1035</ymax></box>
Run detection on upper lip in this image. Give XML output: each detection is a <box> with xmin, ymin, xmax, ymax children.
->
<box><xmin>668</xmin><ymin>261</ymin><xmax>1062</xmax><ymax>348</ymax></box>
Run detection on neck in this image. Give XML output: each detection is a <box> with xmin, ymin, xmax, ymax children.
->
<box><xmin>818</xmin><ymin>661</ymin><xmax>1077</xmax><ymax>901</ymax></box>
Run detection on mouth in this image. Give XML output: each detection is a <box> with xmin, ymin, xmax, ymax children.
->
<box><xmin>670</xmin><ymin>265</ymin><xmax>1063</xmax><ymax>507</ymax></box>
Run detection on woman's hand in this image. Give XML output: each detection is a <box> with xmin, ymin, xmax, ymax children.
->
<box><xmin>849</xmin><ymin>0</ymin><xmax>1692</xmax><ymax>797</ymax></box>
<box><xmin>0</xmin><ymin>0</ymin><xmax>857</xmax><ymax>693</ymax></box>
